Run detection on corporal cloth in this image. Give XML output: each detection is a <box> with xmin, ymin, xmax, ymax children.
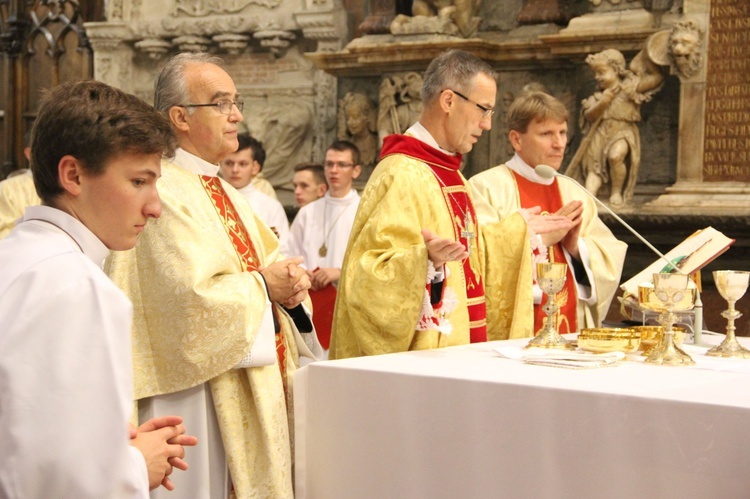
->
<box><xmin>329</xmin><ymin>131</ymin><xmax>534</xmax><ymax>359</ymax></box>
<box><xmin>0</xmin><ymin>206</ymin><xmax>148</xmax><ymax>498</ymax></box>
<box><xmin>470</xmin><ymin>157</ymin><xmax>627</xmax><ymax>330</ymax></box>
<box><xmin>106</xmin><ymin>149</ymin><xmax>319</xmax><ymax>499</ymax></box>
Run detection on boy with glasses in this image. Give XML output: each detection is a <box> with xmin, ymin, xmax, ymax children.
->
<box><xmin>287</xmin><ymin>140</ymin><xmax>361</xmax><ymax>355</ymax></box>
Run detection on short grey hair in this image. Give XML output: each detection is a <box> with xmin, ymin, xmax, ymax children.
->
<box><xmin>420</xmin><ymin>49</ymin><xmax>497</xmax><ymax>105</ymax></box>
<box><xmin>153</xmin><ymin>52</ymin><xmax>225</xmax><ymax>113</ymax></box>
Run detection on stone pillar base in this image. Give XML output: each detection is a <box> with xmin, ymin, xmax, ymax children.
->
<box><xmin>645</xmin><ymin>181</ymin><xmax>750</xmax><ymax>215</ymax></box>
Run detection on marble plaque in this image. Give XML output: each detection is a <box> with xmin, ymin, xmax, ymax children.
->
<box><xmin>702</xmin><ymin>1</ymin><xmax>750</xmax><ymax>182</ymax></box>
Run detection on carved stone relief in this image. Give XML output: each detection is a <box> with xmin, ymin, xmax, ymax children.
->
<box><xmin>247</xmin><ymin>99</ymin><xmax>315</xmax><ymax>189</ymax></box>
<box><xmin>338</xmin><ymin>92</ymin><xmax>378</xmax><ymax>170</ymax></box>
<box><xmin>377</xmin><ymin>72</ymin><xmax>424</xmax><ymax>145</ymax></box>
<box><xmin>386</xmin><ymin>0</ymin><xmax>483</xmax><ymax>37</ymax></box>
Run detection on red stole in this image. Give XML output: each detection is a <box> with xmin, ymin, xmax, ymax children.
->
<box><xmin>199</xmin><ymin>175</ymin><xmax>288</xmax><ymax>394</ymax></box>
<box><xmin>380</xmin><ymin>134</ymin><xmax>487</xmax><ymax>343</ymax></box>
<box><xmin>511</xmin><ymin>171</ymin><xmax>578</xmax><ymax>334</ymax></box>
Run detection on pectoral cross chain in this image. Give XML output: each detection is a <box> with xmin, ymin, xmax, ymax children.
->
<box><xmin>461</xmin><ymin>211</ymin><xmax>475</xmax><ymax>256</ymax></box>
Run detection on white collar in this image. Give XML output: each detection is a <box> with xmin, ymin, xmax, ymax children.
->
<box><xmin>236</xmin><ymin>183</ymin><xmax>256</xmax><ymax>196</ymax></box>
<box><xmin>406</xmin><ymin>122</ymin><xmax>457</xmax><ymax>156</ymax></box>
<box><xmin>173</xmin><ymin>148</ymin><xmax>220</xmax><ymax>177</ymax></box>
<box><xmin>21</xmin><ymin>205</ymin><xmax>110</xmax><ymax>266</ymax></box>
<box><xmin>506</xmin><ymin>154</ymin><xmax>554</xmax><ymax>186</ymax></box>
<box><xmin>322</xmin><ymin>189</ymin><xmax>359</xmax><ymax>205</ymax></box>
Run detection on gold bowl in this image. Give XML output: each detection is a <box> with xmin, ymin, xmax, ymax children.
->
<box><xmin>632</xmin><ymin>325</ymin><xmax>686</xmax><ymax>355</ymax></box>
<box><xmin>577</xmin><ymin>328</ymin><xmax>641</xmax><ymax>353</ymax></box>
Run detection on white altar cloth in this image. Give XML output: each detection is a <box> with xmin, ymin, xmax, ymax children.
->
<box><xmin>294</xmin><ymin>335</ymin><xmax>750</xmax><ymax>499</ymax></box>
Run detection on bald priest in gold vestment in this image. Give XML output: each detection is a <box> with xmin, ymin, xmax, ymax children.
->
<box><xmin>106</xmin><ymin>53</ymin><xmax>320</xmax><ymax>499</ymax></box>
<box><xmin>329</xmin><ymin>50</ymin><xmax>573</xmax><ymax>359</ymax></box>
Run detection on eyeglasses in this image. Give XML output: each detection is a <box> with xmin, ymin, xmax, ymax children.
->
<box><xmin>177</xmin><ymin>99</ymin><xmax>244</xmax><ymax>115</ymax></box>
<box><xmin>324</xmin><ymin>161</ymin><xmax>354</xmax><ymax>169</ymax></box>
<box><xmin>449</xmin><ymin>89</ymin><xmax>494</xmax><ymax>119</ymax></box>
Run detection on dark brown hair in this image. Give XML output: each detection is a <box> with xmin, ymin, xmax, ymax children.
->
<box><xmin>31</xmin><ymin>79</ymin><xmax>177</xmax><ymax>203</ymax></box>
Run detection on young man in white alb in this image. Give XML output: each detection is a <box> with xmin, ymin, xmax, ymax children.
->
<box><xmin>0</xmin><ymin>80</ymin><xmax>196</xmax><ymax>498</ymax></box>
<box><xmin>287</xmin><ymin>141</ymin><xmax>361</xmax><ymax>353</ymax></box>
<box><xmin>220</xmin><ymin>133</ymin><xmax>290</xmax><ymax>252</ymax></box>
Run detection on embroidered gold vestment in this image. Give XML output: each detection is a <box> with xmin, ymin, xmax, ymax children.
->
<box><xmin>329</xmin><ymin>136</ymin><xmax>534</xmax><ymax>360</ymax></box>
<box><xmin>105</xmin><ymin>161</ymin><xmax>304</xmax><ymax>498</ymax></box>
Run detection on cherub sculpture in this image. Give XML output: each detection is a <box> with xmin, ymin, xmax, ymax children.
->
<box><xmin>570</xmin><ymin>47</ymin><xmax>665</xmax><ymax>205</ymax></box>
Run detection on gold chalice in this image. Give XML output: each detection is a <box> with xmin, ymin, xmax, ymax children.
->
<box><xmin>706</xmin><ymin>270</ymin><xmax>750</xmax><ymax>358</ymax></box>
<box><xmin>638</xmin><ymin>273</ymin><xmax>696</xmax><ymax>366</ymax></box>
<box><xmin>526</xmin><ymin>262</ymin><xmax>573</xmax><ymax>350</ymax></box>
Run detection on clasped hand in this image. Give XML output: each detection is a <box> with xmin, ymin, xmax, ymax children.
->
<box><xmin>260</xmin><ymin>256</ymin><xmax>311</xmax><ymax>308</ymax></box>
<box><xmin>129</xmin><ymin>415</ymin><xmax>198</xmax><ymax>491</ymax></box>
<box><xmin>526</xmin><ymin>202</ymin><xmax>584</xmax><ymax>259</ymax></box>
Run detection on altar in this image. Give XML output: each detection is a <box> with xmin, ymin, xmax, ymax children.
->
<box><xmin>294</xmin><ymin>336</ymin><xmax>750</xmax><ymax>498</ymax></box>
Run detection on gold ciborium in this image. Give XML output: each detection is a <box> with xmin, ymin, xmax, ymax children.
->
<box><xmin>638</xmin><ymin>273</ymin><xmax>696</xmax><ymax>366</ymax></box>
<box><xmin>525</xmin><ymin>262</ymin><xmax>573</xmax><ymax>350</ymax></box>
<box><xmin>706</xmin><ymin>270</ymin><xmax>750</xmax><ymax>358</ymax></box>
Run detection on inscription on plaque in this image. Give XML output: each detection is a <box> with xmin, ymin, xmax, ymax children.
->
<box><xmin>703</xmin><ymin>1</ymin><xmax>750</xmax><ymax>181</ymax></box>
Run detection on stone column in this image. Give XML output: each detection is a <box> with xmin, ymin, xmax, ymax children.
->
<box><xmin>647</xmin><ymin>0</ymin><xmax>750</xmax><ymax>213</ymax></box>
<box><xmin>84</xmin><ymin>22</ymin><xmax>136</xmax><ymax>94</ymax></box>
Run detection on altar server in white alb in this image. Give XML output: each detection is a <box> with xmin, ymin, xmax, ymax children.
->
<box><xmin>287</xmin><ymin>140</ymin><xmax>361</xmax><ymax>352</ymax></box>
<box><xmin>0</xmin><ymin>80</ymin><xmax>197</xmax><ymax>498</ymax></box>
<box><xmin>470</xmin><ymin>91</ymin><xmax>627</xmax><ymax>333</ymax></box>
<box><xmin>220</xmin><ymin>133</ymin><xmax>290</xmax><ymax>252</ymax></box>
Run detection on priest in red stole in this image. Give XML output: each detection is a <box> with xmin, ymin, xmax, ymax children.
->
<box><xmin>470</xmin><ymin>91</ymin><xmax>627</xmax><ymax>334</ymax></box>
<box><xmin>329</xmin><ymin>50</ymin><xmax>573</xmax><ymax>359</ymax></box>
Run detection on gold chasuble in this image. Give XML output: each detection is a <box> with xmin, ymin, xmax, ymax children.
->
<box><xmin>470</xmin><ymin>163</ymin><xmax>627</xmax><ymax>330</ymax></box>
<box><xmin>329</xmin><ymin>134</ymin><xmax>534</xmax><ymax>360</ymax></box>
<box><xmin>106</xmin><ymin>161</ymin><xmax>304</xmax><ymax>499</ymax></box>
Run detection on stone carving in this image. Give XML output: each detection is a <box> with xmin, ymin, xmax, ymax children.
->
<box><xmin>134</xmin><ymin>37</ymin><xmax>172</xmax><ymax>58</ymax></box>
<box><xmin>569</xmin><ymin>46</ymin><xmax>665</xmax><ymax>206</ymax></box>
<box><xmin>313</xmin><ymin>70</ymin><xmax>338</xmax><ymax>161</ymax></box>
<box><xmin>250</xmin><ymin>101</ymin><xmax>314</xmax><ymax>189</ymax></box>
<box><xmin>254</xmin><ymin>29</ymin><xmax>296</xmax><ymax>58</ymax></box>
<box><xmin>338</xmin><ymin>92</ymin><xmax>378</xmax><ymax>169</ymax></box>
<box><xmin>173</xmin><ymin>0</ymin><xmax>280</xmax><ymax>17</ymax></box>
<box><xmin>212</xmin><ymin>33</ymin><xmax>250</xmax><ymax>54</ymax></box>
<box><xmin>391</xmin><ymin>0</ymin><xmax>482</xmax><ymax>37</ymax></box>
<box><xmin>377</xmin><ymin>72</ymin><xmax>424</xmax><ymax>144</ymax></box>
<box><xmin>172</xmin><ymin>35</ymin><xmax>212</xmax><ymax>52</ymax></box>
<box><xmin>667</xmin><ymin>19</ymin><xmax>705</xmax><ymax>80</ymax></box>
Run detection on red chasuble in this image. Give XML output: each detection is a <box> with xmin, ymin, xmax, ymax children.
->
<box><xmin>511</xmin><ymin>171</ymin><xmax>578</xmax><ymax>334</ymax></box>
<box><xmin>380</xmin><ymin>135</ymin><xmax>487</xmax><ymax>343</ymax></box>
<box><xmin>200</xmin><ymin>175</ymin><xmax>289</xmax><ymax>395</ymax></box>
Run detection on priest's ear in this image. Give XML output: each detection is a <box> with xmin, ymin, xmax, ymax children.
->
<box><xmin>57</xmin><ymin>155</ymin><xmax>84</xmax><ymax>196</ymax></box>
<box><xmin>508</xmin><ymin>129</ymin><xmax>523</xmax><ymax>153</ymax></box>
<box><xmin>438</xmin><ymin>89</ymin><xmax>456</xmax><ymax>114</ymax></box>
<box><xmin>168</xmin><ymin>105</ymin><xmax>191</xmax><ymax>132</ymax></box>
